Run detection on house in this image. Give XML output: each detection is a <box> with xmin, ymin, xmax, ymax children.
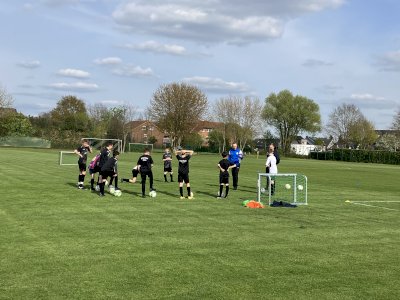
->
<box><xmin>192</xmin><ymin>120</ymin><xmax>223</xmax><ymax>146</ymax></box>
<box><xmin>126</xmin><ymin>120</ymin><xmax>167</xmax><ymax>148</ymax></box>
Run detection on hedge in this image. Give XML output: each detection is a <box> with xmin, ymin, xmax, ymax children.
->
<box><xmin>309</xmin><ymin>149</ymin><xmax>400</xmax><ymax>165</ymax></box>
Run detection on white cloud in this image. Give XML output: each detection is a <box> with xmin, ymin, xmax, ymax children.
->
<box><xmin>17</xmin><ymin>60</ymin><xmax>41</xmax><ymax>69</ymax></box>
<box><xmin>317</xmin><ymin>84</ymin><xmax>343</xmax><ymax>95</ymax></box>
<box><xmin>94</xmin><ymin>57</ymin><xmax>122</xmax><ymax>65</ymax></box>
<box><xmin>375</xmin><ymin>50</ymin><xmax>400</xmax><ymax>72</ymax></box>
<box><xmin>122</xmin><ymin>41</ymin><xmax>187</xmax><ymax>56</ymax></box>
<box><xmin>112</xmin><ymin>0</ymin><xmax>345</xmax><ymax>44</ymax></box>
<box><xmin>57</xmin><ymin>68</ymin><xmax>90</xmax><ymax>78</ymax></box>
<box><xmin>303</xmin><ymin>58</ymin><xmax>333</xmax><ymax>67</ymax></box>
<box><xmin>350</xmin><ymin>93</ymin><xmax>385</xmax><ymax>101</ymax></box>
<box><xmin>48</xmin><ymin>82</ymin><xmax>99</xmax><ymax>91</ymax></box>
<box><xmin>182</xmin><ymin>76</ymin><xmax>250</xmax><ymax>94</ymax></box>
<box><xmin>112</xmin><ymin>64</ymin><xmax>155</xmax><ymax>77</ymax></box>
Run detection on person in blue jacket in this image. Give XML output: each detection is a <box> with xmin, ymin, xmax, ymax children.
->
<box><xmin>228</xmin><ymin>142</ymin><xmax>243</xmax><ymax>190</ymax></box>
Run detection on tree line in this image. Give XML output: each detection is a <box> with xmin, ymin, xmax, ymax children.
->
<box><xmin>1</xmin><ymin>83</ymin><xmax>399</xmax><ymax>153</ymax></box>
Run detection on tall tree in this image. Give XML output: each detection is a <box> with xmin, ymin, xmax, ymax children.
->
<box><xmin>212</xmin><ymin>96</ymin><xmax>262</xmax><ymax>150</ymax></box>
<box><xmin>87</xmin><ymin>103</ymin><xmax>112</xmax><ymax>138</ymax></box>
<box><xmin>262</xmin><ymin>90</ymin><xmax>321</xmax><ymax>154</ymax></box>
<box><xmin>148</xmin><ymin>83</ymin><xmax>208</xmax><ymax>147</ymax></box>
<box><xmin>0</xmin><ymin>84</ymin><xmax>13</xmax><ymax>109</ymax></box>
<box><xmin>50</xmin><ymin>95</ymin><xmax>89</xmax><ymax>132</ymax></box>
<box><xmin>391</xmin><ymin>110</ymin><xmax>400</xmax><ymax>132</ymax></box>
<box><xmin>106</xmin><ymin>104</ymin><xmax>137</xmax><ymax>151</ymax></box>
<box><xmin>348</xmin><ymin>116</ymin><xmax>377</xmax><ymax>149</ymax></box>
<box><xmin>0</xmin><ymin>112</ymin><xmax>33</xmax><ymax>137</ymax></box>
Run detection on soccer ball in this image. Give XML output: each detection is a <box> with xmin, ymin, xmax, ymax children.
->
<box><xmin>109</xmin><ymin>185</ymin><xmax>115</xmax><ymax>195</ymax></box>
<box><xmin>285</xmin><ymin>183</ymin><xmax>291</xmax><ymax>190</ymax></box>
<box><xmin>105</xmin><ymin>180</ymin><xmax>109</xmax><ymax>186</ymax></box>
<box><xmin>260</xmin><ymin>187</ymin><xmax>266</xmax><ymax>193</ymax></box>
<box><xmin>95</xmin><ymin>185</ymin><xmax>100</xmax><ymax>192</ymax></box>
<box><xmin>149</xmin><ymin>190</ymin><xmax>157</xmax><ymax>198</ymax></box>
<box><xmin>297</xmin><ymin>184</ymin><xmax>304</xmax><ymax>191</ymax></box>
<box><xmin>190</xmin><ymin>192</ymin><xmax>194</xmax><ymax>198</ymax></box>
<box><xmin>114</xmin><ymin>190</ymin><xmax>122</xmax><ymax>197</ymax></box>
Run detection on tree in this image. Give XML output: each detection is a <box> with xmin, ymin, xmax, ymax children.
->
<box><xmin>391</xmin><ymin>110</ymin><xmax>400</xmax><ymax>131</ymax></box>
<box><xmin>0</xmin><ymin>84</ymin><xmax>13</xmax><ymax>109</ymax></box>
<box><xmin>148</xmin><ymin>83</ymin><xmax>208</xmax><ymax>147</ymax></box>
<box><xmin>326</xmin><ymin>103</ymin><xmax>363</xmax><ymax>147</ymax></box>
<box><xmin>211</xmin><ymin>96</ymin><xmax>262</xmax><ymax>151</ymax></box>
<box><xmin>106</xmin><ymin>105</ymin><xmax>137</xmax><ymax>151</ymax></box>
<box><xmin>375</xmin><ymin>133</ymin><xmax>400</xmax><ymax>151</ymax></box>
<box><xmin>348</xmin><ymin>116</ymin><xmax>377</xmax><ymax>149</ymax></box>
<box><xmin>87</xmin><ymin>103</ymin><xmax>112</xmax><ymax>138</ymax></box>
<box><xmin>262</xmin><ymin>90</ymin><xmax>321</xmax><ymax>154</ymax></box>
<box><xmin>50</xmin><ymin>95</ymin><xmax>89</xmax><ymax>132</ymax></box>
<box><xmin>0</xmin><ymin>112</ymin><xmax>33</xmax><ymax>137</ymax></box>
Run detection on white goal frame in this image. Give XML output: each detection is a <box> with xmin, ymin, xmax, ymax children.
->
<box><xmin>81</xmin><ymin>138</ymin><xmax>123</xmax><ymax>153</ymax></box>
<box><xmin>59</xmin><ymin>151</ymin><xmax>76</xmax><ymax>166</ymax></box>
<box><xmin>128</xmin><ymin>143</ymin><xmax>154</xmax><ymax>152</ymax></box>
<box><xmin>257</xmin><ymin>173</ymin><xmax>308</xmax><ymax>205</ymax></box>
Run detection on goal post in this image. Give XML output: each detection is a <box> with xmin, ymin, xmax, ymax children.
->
<box><xmin>128</xmin><ymin>143</ymin><xmax>154</xmax><ymax>152</ymax></box>
<box><xmin>59</xmin><ymin>151</ymin><xmax>77</xmax><ymax>166</ymax></box>
<box><xmin>81</xmin><ymin>138</ymin><xmax>123</xmax><ymax>153</ymax></box>
<box><xmin>257</xmin><ymin>173</ymin><xmax>308</xmax><ymax>205</ymax></box>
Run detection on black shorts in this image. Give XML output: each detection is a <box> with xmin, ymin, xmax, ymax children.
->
<box><xmin>89</xmin><ymin>166</ymin><xmax>100</xmax><ymax>175</ymax></box>
<box><xmin>78</xmin><ymin>163</ymin><xmax>87</xmax><ymax>172</ymax></box>
<box><xmin>164</xmin><ymin>167</ymin><xmax>172</xmax><ymax>173</ymax></box>
<box><xmin>132</xmin><ymin>168</ymin><xmax>139</xmax><ymax>178</ymax></box>
<box><xmin>178</xmin><ymin>173</ymin><xmax>189</xmax><ymax>183</ymax></box>
<box><xmin>100</xmin><ymin>170</ymin><xmax>115</xmax><ymax>179</ymax></box>
<box><xmin>220</xmin><ymin>172</ymin><xmax>229</xmax><ymax>184</ymax></box>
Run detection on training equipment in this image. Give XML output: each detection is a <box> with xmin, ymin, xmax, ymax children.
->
<box><xmin>257</xmin><ymin>173</ymin><xmax>308</xmax><ymax>206</ymax></box>
<box><xmin>149</xmin><ymin>190</ymin><xmax>157</xmax><ymax>197</ymax></box>
<box><xmin>82</xmin><ymin>138</ymin><xmax>123</xmax><ymax>153</ymax></box>
<box><xmin>114</xmin><ymin>190</ymin><xmax>122</xmax><ymax>197</ymax></box>
<box><xmin>128</xmin><ymin>143</ymin><xmax>154</xmax><ymax>153</ymax></box>
<box><xmin>59</xmin><ymin>151</ymin><xmax>77</xmax><ymax>166</ymax></box>
<box><xmin>95</xmin><ymin>185</ymin><xmax>100</xmax><ymax>192</ymax></box>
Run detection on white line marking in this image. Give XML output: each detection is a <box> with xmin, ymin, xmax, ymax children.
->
<box><xmin>352</xmin><ymin>201</ymin><xmax>400</xmax><ymax>203</ymax></box>
<box><xmin>351</xmin><ymin>202</ymin><xmax>399</xmax><ymax>211</ymax></box>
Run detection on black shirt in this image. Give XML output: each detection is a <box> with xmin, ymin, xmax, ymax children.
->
<box><xmin>163</xmin><ymin>152</ymin><xmax>172</xmax><ymax>168</ymax></box>
<box><xmin>218</xmin><ymin>158</ymin><xmax>232</xmax><ymax>177</ymax></box>
<box><xmin>77</xmin><ymin>145</ymin><xmax>91</xmax><ymax>164</ymax></box>
<box><xmin>101</xmin><ymin>157</ymin><xmax>117</xmax><ymax>173</ymax></box>
<box><xmin>176</xmin><ymin>154</ymin><xmax>191</xmax><ymax>174</ymax></box>
<box><xmin>137</xmin><ymin>154</ymin><xmax>153</xmax><ymax>173</ymax></box>
<box><xmin>99</xmin><ymin>148</ymin><xmax>111</xmax><ymax>168</ymax></box>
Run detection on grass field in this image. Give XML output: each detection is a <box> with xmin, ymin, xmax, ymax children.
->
<box><xmin>1</xmin><ymin>148</ymin><xmax>399</xmax><ymax>299</ymax></box>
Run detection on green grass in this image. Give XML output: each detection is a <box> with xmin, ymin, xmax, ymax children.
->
<box><xmin>1</xmin><ymin>148</ymin><xmax>399</xmax><ymax>299</ymax></box>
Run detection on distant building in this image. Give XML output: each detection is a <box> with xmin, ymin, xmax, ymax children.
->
<box><xmin>126</xmin><ymin>120</ymin><xmax>166</xmax><ymax>148</ymax></box>
<box><xmin>192</xmin><ymin>120</ymin><xmax>223</xmax><ymax>146</ymax></box>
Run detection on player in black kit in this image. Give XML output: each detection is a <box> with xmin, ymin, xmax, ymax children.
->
<box><xmin>175</xmin><ymin>147</ymin><xmax>194</xmax><ymax>199</ymax></box>
<box><xmin>162</xmin><ymin>148</ymin><xmax>174</xmax><ymax>182</ymax></box>
<box><xmin>137</xmin><ymin>148</ymin><xmax>155</xmax><ymax>198</ymax></box>
<box><xmin>99</xmin><ymin>150</ymin><xmax>119</xmax><ymax>197</ymax></box>
<box><xmin>74</xmin><ymin>139</ymin><xmax>92</xmax><ymax>189</ymax></box>
<box><xmin>217</xmin><ymin>151</ymin><xmax>236</xmax><ymax>198</ymax></box>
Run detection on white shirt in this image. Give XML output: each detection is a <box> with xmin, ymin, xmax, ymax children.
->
<box><xmin>266</xmin><ymin>154</ymin><xmax>277</xmax><ymax>174</ymax></box>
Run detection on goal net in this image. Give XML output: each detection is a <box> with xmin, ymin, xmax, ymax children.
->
<box><xmin>128</xmin><ymin>143</ymin><xmax>154</xmax><ymax>152</ymax></box>
<box><xmin>257</xmin><ymin>173</ymin><xmax>308</xmax><ymax>206</ymax></box>
<box><xmin>59</xmin><ymin>151</ymin><xmax>77</xmax><ymax>166</ymax></box>
<box><xmin>81</xmin><ymin>138</ymin><xmax>123</xmax><ymax>153</ymax></box>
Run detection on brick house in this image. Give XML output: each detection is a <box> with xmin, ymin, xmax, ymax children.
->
<box><xmin>192</xmin><ymin>120</ymin><xmax>223</xmax><ymax>146</ymax></box>
<box><xmin>126</xmin><ymin>120</ymin><xmax>167</xmax><ymax>148</ymax></box>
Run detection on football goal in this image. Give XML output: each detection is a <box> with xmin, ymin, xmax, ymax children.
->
<box><xmin>257</xmin><ymin>173</ymin><xmax>308</xmax><ymax>205</ymax></box>
<box><xmin>128</xmin><ymin>143</ymin><xmax>154</xmax><ymax>152</ymax></box>
<box><xmin>81</xmin><ymin>138</ymin><xmax>123</xmax><ymax>153</ymax></box>
<box><xmin>59</xmin><ymin>151</ymin><xmax>77</xmax><ymax>166</ymax></box>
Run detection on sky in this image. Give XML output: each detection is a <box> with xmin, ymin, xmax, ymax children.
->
<box><xmin>1</xmin><ymin>0</ymin><xmax>400</xmax><ymax>131</ymax></box>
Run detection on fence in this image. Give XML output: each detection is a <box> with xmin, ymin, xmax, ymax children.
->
<box><xmin>0</xmin><ymin>136</ymin><xmax>51</xmax><ymax>148</ymax></box>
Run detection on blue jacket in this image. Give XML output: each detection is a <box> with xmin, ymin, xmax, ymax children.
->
<box><xmin>228</xmin><ymin>148</ymin><xmax>243</xmax><ymax>167</ymax></box>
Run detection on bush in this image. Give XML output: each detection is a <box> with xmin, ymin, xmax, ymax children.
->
<box><xmin>309</xmin><ymin>149</ymin><xmax>400</xmax><ymax>165</ymax></box>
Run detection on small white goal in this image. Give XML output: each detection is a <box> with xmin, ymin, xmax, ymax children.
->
<box><xmin>257</xmin><ymin>173</ymin><xmax>308</xmax><ymax>205</ymax></box>
<box><xmin>59</xmin><ymin>151</ymin><xmax>76</xmax><ymax>166</ymax></box>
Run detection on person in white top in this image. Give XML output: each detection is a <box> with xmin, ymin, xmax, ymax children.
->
<box><xmin>266</xmin><ymin>149</ymin><xmax>278</xmax><ymax>194</ymax></box>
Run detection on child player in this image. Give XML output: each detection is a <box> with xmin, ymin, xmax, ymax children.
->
<box><xmin>97</xmin><ymin>142</ymin><xmax>113</xmax><ymax>190</ymax></box>
<box><xmin>98</xmin><ymin>150</ymin><xmax>119</xmax><ymax>197</ymax></box>
<box><xmin>88</xmin><ymin>152</ymin><xmax>100</xmax><ymax>191</ymax></box>
<box><xmin>137</xmin><ymin>148</ymin><xmax>155</xmax><ymax>198</ymax></box>
<box><xmin>120</xmin><ymin>166</ymin><xmax>140</xmax><ymax>184</ymax></box>
<box><xmin>217</xmin><ymin>151</ymin><xmax>236</xmax><ymax>198</ymax></box>
<box><xmin>266</xmin><ymin>148</ymin><xmax>278</xmax><ymax>195</ymax></box>
<box><xmin>175</xmin><ymin>147</ymin><xmax>194</xmax><ymax>199</ymax></box>
<box><xmin>74</xmin><ymin>139</ymin><xmax>92</xmax><ymax>189</ymax></box>
<box><xmin>162</xmin><ymin>148</ymin><xmax>174</xmax><ymax>182</ymax></box>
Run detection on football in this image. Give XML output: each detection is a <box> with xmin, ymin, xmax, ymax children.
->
<box><xmin>260</xmin><ymin>187</ymin><xmax>266</xmax><ymax>193</ymax></box>
<box><xmin>109</xmin><ymin>185</ymin><xmax>115</xmax><ymax>195</ymax></box>
<box><xmin>95</xmin><ymin>185</ymin><xmax>100</xmax><ymax>192</ymax></box>
<box><xmin>149</xmin><ymin>190</ymin><xmax>157</xmax><ymax>198</ymax></box>
<box><xmin>285</xmin><ymin>183</ymin><xmax>291</xmax><ymax>190</ymax></box>
<box><xmin>114</xmin><ymin>190</ymin><xmax>122</xmax><ymax>197</ymax></box>
<box><xmin>297</xmin><ymin>184</ymin><xmax>304</xmax><ymax>191</ymax></box>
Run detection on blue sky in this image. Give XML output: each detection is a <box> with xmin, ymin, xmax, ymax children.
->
<box><xmin>1</xmin><ymin>0</ymin><xmax>400</xmax><ymax>130</ymax></box>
